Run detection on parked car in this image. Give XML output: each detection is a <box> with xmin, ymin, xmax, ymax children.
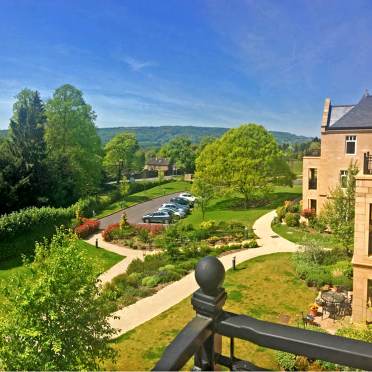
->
<box><xmin>170</xmin><ymin>196</ymin><xmax>192</xmax><ymax>208</ymax></box>
<box><xmin>158</xmin><ymin>207</ymin><xmax>183</xmax><ymax>220</ymax></box>
<box><xmin>142</xmin><ymin>211</ymin><xmax>172</xmax><ymax>224</ymax></box>
<box><xmin>161</xmin><ymin>203</ymin><xmax>188</xmax><ymax>216</ymax></box>
<box><xmin>179</xmin><ymin>192</ymin><xmax>196</xmax><ymax>204</ymax></box>
<box><xmin>160</xmin><ymin>204</ymin><xmax>187</xmax><ymax>217</ymax></box>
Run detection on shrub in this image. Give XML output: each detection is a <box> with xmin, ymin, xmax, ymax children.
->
<box><xmin>132</xmin><ymin>223</ymin><xmax>165</xmax><ymax>236</ymax></box>
<box><xmin>242</xmin><ymin>239</ymin><xmax>258</xmax><ymax>248</ymax></box>
<box><xmin>199</xmin><ymin>220</ymin><xmax>217</xmax><ymax>231</ymax></box>
<box><xmin>284</xmin><ymin>212</ymin><xmax>300</xmax><ymax>227</ymax></box>
<box><xmin>285</xmin><ymin>200</ymin><xmax>300</xmax><ymax>213</ymax></box>
<box><xmin>276</xmin><ymin>206</ymin><xmax>286</xmax><ymax>221</ymax></box>
<box><xmin>275</xmin><ymin>351</ymin><xmax>296</xmax><ymax>371</ymax></box>
<box><xmin>74</xmin><ymin>219</ymin><xmax>100</xmax><ymax>238</ymax></box>
<box><xmin>141</xmin><ymin>275</ymin><xmax>161</xmax><ymax>287</ymax></box>
<box><xmin>272</xmin><ymin>216</ymin><xmax>280</xmax><ymax>225</ymax></box>
<box><xmin>301</xmin><ymin>208</ymin><xmax>315</xmax><ymax>219</ymax></box>
<box><xmin>101</xmin><ymin>223</ymin><xmax>120</xmax><ymax>242</ymax></box>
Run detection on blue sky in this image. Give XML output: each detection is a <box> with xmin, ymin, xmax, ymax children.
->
<box><xmin>1</xmin><ymin>0</ymin><xmax>372</xmax><ymax>136</ymax></box>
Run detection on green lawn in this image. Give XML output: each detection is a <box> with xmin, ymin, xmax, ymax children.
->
<box><xmin>271</xmin><ymin>222</ymin><xmax>343</xmax><ymax>249</ymax></box>
<box><xmin>0</xmin><ymin>241</ymin><xmax>123</xmax><ymax>287</ymax></box>
<box><xmin>105</xmin><ymin>253</ymin><xmax>316</xmax><ymax>371</ymax></box>
<box><xmin>96</xmin><ymin>181</ymin><xmax>191</xmax><ymax>218</ymax></box>
<box><xmin>184</xmin><ymin>185</ymin><xmax>302</xmax><ymax>227</ymax></box>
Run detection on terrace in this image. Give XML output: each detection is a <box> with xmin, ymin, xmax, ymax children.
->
<box><xmin>155</xmin><ymin>256</ymin><xmax>372</xmax><ymax>371</ymax></box>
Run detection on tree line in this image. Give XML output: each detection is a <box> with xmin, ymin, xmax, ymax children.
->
<box><xmin>0</xmin><ymin>85</ymin><xmax>207</xmax><ymax>214</ymax></box>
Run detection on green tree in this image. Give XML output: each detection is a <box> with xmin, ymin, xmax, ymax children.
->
<box><xmin>322</xmin><ymin>161</ymin><xmax>358</xmax><ymax>255</ymax></box>
<box><xmin>103</xmin><ymin>132</ymin><xmax>139</xmax><ymax>184</ymax></box>
<box><xmin>159</xmin><ymin>136</ymin><xmax>195</xmax><ymax>173</ymax></box>
<box><xmin>1</xmin><ymin>89</ymin><xmax>49</xmax><ymax>210</ymax></box>
<box><xmin>45</xmin><ymin>84</ymin><xmax>102</xmax><ymax>205</ymax></box>
<box><xmin>195</xmin><ymin>124</ymin><xmax>293</xmax><ymax>208</ymax></box>
<box><xmin>191</xmin><ymin>178</ymin><xmax>215</xmax><ymax>220</ymax></box>
<box><xmin>0</xmin><ymin>229</ymin><xmax>117</xmax><ymax>370</ymax></box>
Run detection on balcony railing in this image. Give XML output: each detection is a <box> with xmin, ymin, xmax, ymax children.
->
<box><xmin>304</xmin><ymin>149</ymin><xmax>321</xmax><ymax>157</ymax></box>
<box><xmin>364</xmin><ymin>152</ymin><xmax>372</xmax><ymax>175</ymax></box>
<box><xmin>154</xmin><ymin>256</ymin><xmax>372</xmax><ymax>371</ymax></box>
<box><xmin>308</xmin><ymin>178</ymin><xmax>317</xmax><ymax>190</ymax></box>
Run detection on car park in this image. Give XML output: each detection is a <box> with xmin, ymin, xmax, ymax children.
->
<box><xmin>161</xmin><ymin>203</ymin><xmax>188</xmax><ymax>216</ymax></box>
<box><xmin>158</xmin><ymin>207</ymin><xmax>183</xmax><ymax>220</ymax></box>
<box><xmin>170</xmin><ymin>196</ymin><xmax>192</xmax><ymax>208</ymax></box>
<box><xmin>179</xmin><ymin>192</ymin><xmax>196</xmax><ymax>204</ymax></box>
<box><xmin>142</xmin><ymin>211</ymin><xmax>172</xmax><ymax>224</ymax></box>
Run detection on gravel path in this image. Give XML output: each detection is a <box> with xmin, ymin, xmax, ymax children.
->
<box><xmin>104</xmin><ymin>209</ymin><xmax>299</xmax><ymax>337</ymax></box>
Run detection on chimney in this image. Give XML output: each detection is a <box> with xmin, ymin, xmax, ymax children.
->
<box><xmin>321</xmin><ymin>97</ymin><xmax>331</xmax><ymax>134</ymax></box>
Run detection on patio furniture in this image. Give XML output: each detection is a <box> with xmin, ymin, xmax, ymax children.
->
<box><xmin>321</xmin><ymin>291</ymin><xmax>347</xmax><ymax>321</ymax></box>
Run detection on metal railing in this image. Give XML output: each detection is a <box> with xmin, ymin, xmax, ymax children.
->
<box><xmin>154</xmin><ymin>256</ymin><xmax>372</xmax><ymax>371</ymax></box>
<box><xmin>364</xmin><ymin>152</ymin><xmax>372</xmax><ymax>175</ymax></box>
<box><xmin>304</xmin><ymin>149</ymin><xmax>321</xmax><ymax>157</ymax></box>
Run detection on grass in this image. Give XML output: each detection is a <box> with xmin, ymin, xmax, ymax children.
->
<box><xmin>184</xmin><ymin>185</ymin><xmax>302</xmax><ymax>227</ymax></box>
<box><xmin>271</xmin><ymin>223</ymin><xmax>343</xmax><ymax>249</ymax></box>
<box><xmin>104</xmin><ymin>253</ymin><xmax>316</xmax><ymax>371</ymax></box>
<box><xmin>0</xmin><ymin>241</ymin><xmax>124</xmax><ymax>287</ymax></box>
<box><xmin>96</xmin><ymin>181</ymin><xmax>191</xmax><ymax>218</ymax></box>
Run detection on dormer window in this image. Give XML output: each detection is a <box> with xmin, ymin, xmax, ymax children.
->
<box><xmin>345</xmin><ymin>135</ymin><xmax>356</xmax><ymax>155</ymax></box>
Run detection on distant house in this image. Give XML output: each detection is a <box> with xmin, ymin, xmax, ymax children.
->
<box><xmin>144</xmin><ymin>158</ymin><xmax>171</xmax><ymax>173</ymax></box>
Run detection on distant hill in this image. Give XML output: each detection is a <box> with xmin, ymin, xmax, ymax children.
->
<box><xmin>97</xmin><ymin>126</ymin><xmax>312</xmax><ymax>147</ymax></box>
<box><xmin>0</xmin><ymin>126</ymin><xmax>312</xmax><ymax>147</ymax></box>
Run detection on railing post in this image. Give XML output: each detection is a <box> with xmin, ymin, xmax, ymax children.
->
<box><xmin>191</xmin><ymin>256</ymin><xmax>227</xmax><ymax>370</ymax></box>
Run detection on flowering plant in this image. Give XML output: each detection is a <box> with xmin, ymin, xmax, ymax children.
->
<box><xmin>309</xmin><ymin>304</ymin><xmax>319</xmax><ymax>312</ymax></box>
<box><xmin>74</xmin><ymin>218</ymin><xmax>100</xmax><ymax>238</ymax></box>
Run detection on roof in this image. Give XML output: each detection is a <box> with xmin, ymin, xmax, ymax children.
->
<box><xmin>328</xmin><ymin>92</ymin><xmax>372</xmax><ymax>130</ymax></box>
<box><xmin>146</xmin><ymin>158</ymin><xmax>170</xmax><ymax>166</ymax></box>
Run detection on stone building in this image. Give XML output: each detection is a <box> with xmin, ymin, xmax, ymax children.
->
<box><xmin>302</xmin><ymin>91</ymin><xmax>372</xmax><ymax>323</ymax></box>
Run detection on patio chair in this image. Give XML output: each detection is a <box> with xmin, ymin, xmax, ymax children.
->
<box><xmin>322</xmin><ymin>302</ymin><xmax>338</xmax><ymax>321</ymax></box>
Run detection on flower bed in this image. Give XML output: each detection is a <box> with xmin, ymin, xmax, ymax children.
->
<box><xmin>74</xmin><ymin>218</ymin><xmax>100</xmax><ymax>238</ymax></box>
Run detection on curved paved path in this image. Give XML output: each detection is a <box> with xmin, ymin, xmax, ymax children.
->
<box><xmin>105</xmin><ymin>209</ymin><xmax>299</xmax><ymax>337</ymax></box>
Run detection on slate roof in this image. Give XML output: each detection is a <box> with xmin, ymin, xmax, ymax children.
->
<box><xmin>146</xmin><ymin>158</ymin><xmax>170</xmax><ymax>166</ymax></box>
<box><xmin>328</xmin><ymin>92</ymin><xmax>372</xmax><ymax>130</ymax></box>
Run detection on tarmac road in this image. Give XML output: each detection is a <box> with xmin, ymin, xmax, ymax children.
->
<box><xmin>98</xmin><ymin>192</ymin><xmax>183</xmax><ymax>229</ymax></box>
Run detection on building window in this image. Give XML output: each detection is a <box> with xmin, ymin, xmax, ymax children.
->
<box><xmin>308</xmin><ymin>168</ymin><xmax>317</xmax><ymax>190</ymax></box>
<box><xmin>309</xmin><ymin>199</ymin><xmax>317</xmax><ymax>213</ymax></box>
<box><xmin>368</xmin><ymin>280</ymin><xmax>372</xmax><ymax>309</ymax></box>
<box><xmin>345</xmin><ymin>135</ymin><xmax>356</xmax><ymax>155</ymax></box>
<box><xmin>340</xmin><ymin>170</ymin><xmax>348</xmax><ymax>188</ymax></box>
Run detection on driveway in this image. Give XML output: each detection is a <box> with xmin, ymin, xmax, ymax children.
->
<box><xmin>98</xmin><ymin>192</ymin><xmax>183</xmax><ymax>229</ymax></box>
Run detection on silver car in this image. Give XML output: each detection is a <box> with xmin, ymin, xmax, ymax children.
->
<box><xmin>160</xmin><ymin>203</ymin><xmax>187</xmax><ymax>217</ymax></box>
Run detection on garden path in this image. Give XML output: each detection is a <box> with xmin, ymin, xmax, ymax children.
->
<box><xmin>86</xmin><ymin>233</ymin><xmax>158</xmax><ymax>285</ymax></box>
<box><xmin>102</xmin><ymin>209</ymin><xmax>299</xmax><ymax>337</ymax></box>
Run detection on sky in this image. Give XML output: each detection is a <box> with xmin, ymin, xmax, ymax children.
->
<box><xmin>1</xmin><ymin>0</ymin><xmax>372</xmax><ymax>136</ymax></box>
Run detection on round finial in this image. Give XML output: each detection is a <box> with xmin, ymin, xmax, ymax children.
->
<box><xmin>195</xmin><ymin>256</ymin><xmax>225</xmax><ymax>296</ymax></box>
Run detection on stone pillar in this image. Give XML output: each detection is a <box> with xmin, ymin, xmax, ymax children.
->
<box><xmin>352</xmin><ymin>175</ymin><xmax>372</xmax><ymax>323</ymax></box>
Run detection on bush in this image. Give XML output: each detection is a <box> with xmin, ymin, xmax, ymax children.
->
<box><xmin>199</xmin><ymin>220</ymin><xmax>217</xmax><ymax>232</ymax></box>
<box><xmin>132</xmin><ymin>223</ymin><xmax>165</xmax><ymax>236</ymax></box>
<box><xmin>242</xmin><ymin>239</ymin><xmax>258</xmax><ymax>248</ymax></box>
<box><xmin>272</xmin><ymin>216</ymin><xmax>281</xmax><ymax>225</ymax></box>
<box><xmin>276</xmin><ymin>206</ymin><xmax>286</xmax><ymax>222</ymax></box>
<box><xmin>285</xmin><ymin>200</ymin><xmax>300</xmax><ymax>213</ymax></box>
<box><xmin>141</xmin><ymin>275</ymin><xmax>161</xmax><ymax>287</ymax></box>
<box><xmin>275</xmin><ymin>351</ymin><xmax>296</xmax><ymax>371</ymax></box>
<box><xmin>284</xmin><ymin>212</ymin><xmax>300</xmax><ymax>227</ymax></box>
<box><xmin>101</xmin><ymin>223</ymin><xmax>120</xmax><ymax>242</ymax></box>
<box><xmin>301</xmin><ymin>208</ymin><xmax>315</xmax><ymax>219</ymax></box>
<box><xmin>74</xmin><ymin>219</ymin><xmax>100</xmax><ymax>238</ymax></box>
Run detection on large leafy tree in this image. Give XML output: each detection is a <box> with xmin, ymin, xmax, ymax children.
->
<box><xmin>45</xmin><ymin>84</ymin><xmax>102</xmax><ymax>205</ymax></box>
<box><xmin>1</xmin><ymin>89</ymin><xmax>49</xmax><ymax>210</ymax></box>
<box><xmin>103</xmin><ymin>132</ymin><xmax>140</xmax><ymax>184</ymax></box>
<box><xmin>159</xmin><ymin>136</ymin><xmax>196</xmax><ymax>173</ymax></box>
<box><xmin>0</xmin><ymin>229</ymin><xmax>117</xmax><ymax>370</ymax></box>
<box><xmin>195</xmin><ymin>124</ymin><xmax>294</xmax><ymax>208</ymax></box>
